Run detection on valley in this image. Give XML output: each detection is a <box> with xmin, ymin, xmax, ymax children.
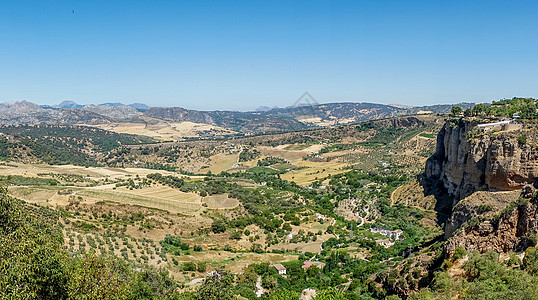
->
<box><xmin>3</xmin><ymin>99</ymin><xmax>538</xmax><ymax>299</ymax></box>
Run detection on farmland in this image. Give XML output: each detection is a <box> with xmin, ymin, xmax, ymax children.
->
<box><xmin>0</xmin><ymin>114</ymin><xmax>450</xmax><ymax>298</ymax></box>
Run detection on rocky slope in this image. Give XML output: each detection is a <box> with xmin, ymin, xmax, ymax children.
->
<box><xmin>425</xmin><ymin>119</ymin><xmax>538</xmax><ymax>204</ymax></box>
<box><xmin>82</xmin><ymin>105</ymin><xmax>142</xmax><ymax>119</ymax></box>
<box><xmin>444</xmin><ymin>190</ymin><xmax>520</xmax><ymax>238</ymax></box>
<box><xmin>445</xmin><ymin>186</ymin><xmax>538</xmax><ymax>255</ymax></box>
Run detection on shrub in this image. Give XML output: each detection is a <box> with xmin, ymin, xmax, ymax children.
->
<box><xmin>197</xmin><ymin>262</ymin><xmax>207</xmax><ymax>272</ymax></box>
<box><xmin>211</xmin><ymin>219</ymin><xmax>227</xmax><ymax>234</ymax></box>
<box><xmin>250</xmin><ymin>244</ymin><xmax>264</xmax><ymax>253</ymax></box>
<box><xmin>451</xmin><ymin>247</ymin><xmax>468</xmax><ymax>261</ymax></box>
<box><xmin>523</xmin><ymin>247</ymin><xmax>538</xmax><ymax>275</ymax></box>
<box><xmin>476</xmin><ymin>204</ymin><xmax>493</xmax><ymax>214</ymax></box>
<box><xmin>505</xmin><ymin>253</ymin><xmax>521</xmax><ymax>266</ymax></box>
<box><xmin>518</xmin><ymin>135</ymin><xmax>527</xmax><ymax>145</ymax></box>
<box><xmin>183</xmin><ymin>262</ymin><xmax>196</xmax><ymax>271</ymax></box>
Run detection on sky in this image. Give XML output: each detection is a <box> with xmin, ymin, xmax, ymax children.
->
<box><xmin>1</xmin><ymin>1</ymin><xmax>538</xmax><ymax>111</ymax></box>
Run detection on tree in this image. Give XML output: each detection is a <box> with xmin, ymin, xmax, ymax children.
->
<box><xmin>230</xmin><ymin>230</ymin><xmax>242</xmax><ymax>240</ymax></box>
<box><xmin>451</xmin><ymin>105</ymin><xmax>463</xmax><ymax>116</ymax></box>
<box><xmin>472</xmin><ymin>103</ymin><xmax>489</xmax><ymax>116</ymax></box>
<box><xmin>0</xmin><ymin>187</ymin><xmax>71</xmax><ymax>299</ymax></box>
<box><xmin>196</xmin><ymin>262</ymin><xmax>207</xmax><ymax>273</ymax></box>
<box><xmin>195</xmin><ymin>271</ymin><xmax>234</xmax><ymax>300</ymax></box>
<box><xmin>315</xmin><ymin>287</ymin><xmax>347</xmax><ymax>300</ymax></box>
<box><xmin>270</xmin><ymin>289</ymin><xmax>300</xmax><ymax>300</ymax></box>
<box><xmin>211</xmin><ymin>220</ymin><xmax>226</xmax><ymax>234</ymax></box>
<box><xmin>128</xmin><ymin>268</ymin><xmax>178</xmax><ymax>300</ymax></box>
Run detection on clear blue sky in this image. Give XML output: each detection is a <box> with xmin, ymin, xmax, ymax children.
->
<box><xmin>1</xmin><ymin>1</ymin><xmax>538</xmax><ymax>110</ymax></box>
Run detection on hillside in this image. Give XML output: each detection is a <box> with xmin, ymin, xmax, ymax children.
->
<box><xmin>0</xmin><ymin>125</ymin><xmax>155</xmax><ymax>166</ymax></box>
<box><xmin>2</xmin><ymin>106</ymin><xmax>538</xmax><ymax>299</ymax></box>
<box><xmin>0</xmin><ymin>100</ymin><xmax>474</xmax><ymax>138</ymax></box>
<box><xmin>0</xmin><ymin>114</ymin><xmax>449</xmax><ymax>299</ymax></box>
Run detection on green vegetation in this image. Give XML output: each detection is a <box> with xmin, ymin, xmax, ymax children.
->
<box><xmin>476</xmin><ymin>204</ymin><xmax>493</xmax><ymax>214</ymax></box>
<box><xmin>0</xmin><ymin>125</ymin><xmax>154</xmax><ymax>166</ymax></box>
<box><xmin>257</xmin><ymin>156</ymin><xmax>288</xmax><ymax>166</ymax></box>
<box><xmin>4</xmin><ymin>113</ymin><xmax>537</xmax><ymax>299</ymax></box>
<box><xmin>485</xmin><ymin>97</ymin><xmax>538</xmax><ymax>119</ymax></box>
<box><xmin>146</xmin><ymin>173</ymin><xmax>185</xmax><ymax>188</ymax></box>
<box><xmin>0</xmin><ymin>175</ymin><xmax>59</xmax><ymax>186</ymax></box>
<box><xmin>0</xmin><ymin>187</ymin><xmax>179</xmax><ymax>299</ymax></box>
<box><xmin>238</xmin><ymin>149</ymin><xmax>260</xmax><ymax>162</ymax></box>
<box><xmin>0</xmin><ymin>125</ymin><xmax>155</xmax><ymax>151</ymax></box>
<box><xmin>451</xmin><ymin>105</ymin><xmax>463</xmax><ymax>116</ymax></box>
<box><xmin>419</xmin><ymin>133</ymin><xmax>436</xmax><ymax>139</ymax></box>
<box><xmin>412</xmin><ymin>251</ymin><xmax>538</xmax><ymax>299</ymax></box>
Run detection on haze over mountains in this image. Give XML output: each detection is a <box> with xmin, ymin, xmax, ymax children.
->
<box><xmin>0</xmin><ymin>100</ymin><xmax>474</xmax><ymax>136</ymax></box>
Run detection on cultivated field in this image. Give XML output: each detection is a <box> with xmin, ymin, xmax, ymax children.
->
<box><xmin>90</xmin><ymin>118</ymin><xmax>236</xmax><ymax>141</ymax></box>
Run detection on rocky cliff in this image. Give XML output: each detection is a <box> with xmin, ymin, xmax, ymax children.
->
<box><xmin>445</xmin><ymin>187</ymin><xmax>538</xmax><ymax>256</ymax></box>
<box><xmin>425</xmin><ymin>119</ymin><xmax>538</xmax><ymax>205</ymax></box>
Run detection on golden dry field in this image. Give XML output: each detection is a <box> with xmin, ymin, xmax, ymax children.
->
<box><xmin>90</xmin><ymin>118</ymin><xmax>236</xmax><ymax>141</ymax></box>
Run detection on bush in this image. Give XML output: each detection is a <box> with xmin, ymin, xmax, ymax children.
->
<box><xmin>518</xmin><ymin>135</ymin><xmax>527</xmax><ymax>145</ymax></box>
<box><xmin>197</xmin><ymin>262</ymin><xmax>207</xmax><ymax>272</ymax></box>
<box><xmin>452</xmin><ymin>247</ymin><xmax>468</xmax><ymax>261</ymax></box>
<box><xmin>183</xmin><ymin>262</ymin><xmax>196</xmax><ymax>271</ymax></box>
<box><xmin>505</xmin><ymin>253</ymin><xmax>521</xmax><ymax>266</ymax></box>
<box><xmin>523</xmin><ymin>247</ymin><xmax>538</xmax><ymax>275</ymax></box>
<box><xmin>211</xmin><ymin>219</ymin><xmax>227</xmax><ymax>234</ymax></box>
<box><xmin>476</xmin><ymin>204</ymin><xmax>493</xmax><ymax>214</ymax></box>
<box><xmin>250</xmin><ymin>244</ymin><xmax>264</xmax><ymax>253</ymax></box>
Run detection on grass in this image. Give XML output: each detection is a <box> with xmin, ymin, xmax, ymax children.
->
<box><xmin>199</xmin><ymin>153</ymin><xmax>240</xmax><ymax>174</ymax></box>
<box><xmin>284</xmin><ymin>144</ymin><xmax>312</xmax><ymax>151</ymax></box>
<box><xmin>280</xmin><ymin>161</ymin><xmax>347</xmax><ymax>185</ymax></box>
<box><xmin>171</xmin><ymin>251</ymin><xmax>299</xmax><ymax>274</ymax></box>
<box><xmin>202</xmin><ymin>194</ymin><xmax>240</xmax><ymax>209</ymax></box>
<box><xmin>246</xmin><ymin>166</ymin><xmax>281</xmax><ymax>175</ymax></box>
<box><xmin>10</xmin><ymin>185</ymin><xmax>203</xmax><ymax>215</ymax></box>
<box><xmin>419</xmin><ymin>133</ymin><xmax>436</xmax><ymax>139</ymax></box>
<box><xmin>78</xmin><ymin>189</ymin><xmax>202</xmax><ymax>215</ymax></box>
<box><xmin>271</xmin><ymin>163</ymin><xmax>298</xmax><ymax>171</ymax></box>
<box><xmin>122</xmin><ymin>186</ymin><xmax>202</xmax><ymax>203</ymax></box>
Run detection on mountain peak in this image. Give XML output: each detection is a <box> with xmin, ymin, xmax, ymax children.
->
<box><xmin>57</xmin><ymin>100</ymin><xmax>83</xmax><ymax>109</ymax></box>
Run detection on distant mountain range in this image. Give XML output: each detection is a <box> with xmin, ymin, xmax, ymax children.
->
<box><xmin>0</xmin><ymin>100</ymin><xmax>474</xmax><ymax>135</ymax></box>
<box><xmin>42</xmin><ymin>101</ymin><xmax>149</xmax><ymax>111</ymax></box>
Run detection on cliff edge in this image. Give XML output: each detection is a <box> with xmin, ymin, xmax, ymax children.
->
<box><xmin>425</xmin><ymin>118</ymin><xmax>538</xmax><ymax>205</ymax></box>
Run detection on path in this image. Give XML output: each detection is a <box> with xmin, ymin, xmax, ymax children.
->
<box><xmin>357</xmin><ymin>215</ymin><xmax>365</xmax><ymax>227</ymax></box>
<box><xmin>185</xmin><ymin>278</ymin><xmax>204</xmax><ymax>286</ymax></box>
<box><xmin>356</xmin><ymin>205</ymin><xmax>369</xmax><ymax>227</ymax></box>
<box><xmin>255</xmin><ymin>276</ymin><xmax>264</xmax><ymax>297</ymax></box>
<box><xmin>390</xmin><ymin>184</ymin><xmax>405</xmax><ymax>205</ymax></box>
<box><xmin>236</xmin><ymin>145</ymin><xmax>243</xmax><ymax>164</ymax></box>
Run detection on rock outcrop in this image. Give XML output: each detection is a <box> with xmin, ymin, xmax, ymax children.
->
<box><xmin>445</xmin><ymin>189</ymin><xmax>538</xmax><ymax>256</ymax></box>
<box><xmin>371</xmin><ymin>116</ymin><xmax>425</xmax><ymax>128</ymax></box>
<box><xmin>426</xmin><ymin>119</ymin><xmax>538</xmax><ymax>205</ymax></box>
<box><xmin>82</xmin><ymin>105</ymin><xmax>142</xmax><ymax>120</ymax></box>
<box><xmin>444</xmin><ymin>190</ymin><xmax>520</xmax><ymax>238</ymax></box>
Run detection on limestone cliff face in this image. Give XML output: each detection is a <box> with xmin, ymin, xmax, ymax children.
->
<box><xmin>425</xmin><ymin>119</ymin><xmax>538</xmax><ymax>205</ymax></box>
<box><xmin>443</xmin><ymin>190</ymin><xmax>520</xmax><ymax>238</ymax></box>
<box><xmin>445</xmin><ymin>197</ymin><xmax>538</xmax><ymax>256</ymax></box>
